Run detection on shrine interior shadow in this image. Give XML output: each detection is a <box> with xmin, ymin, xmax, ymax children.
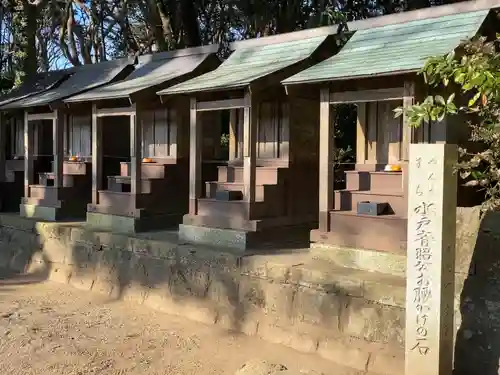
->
<box><xmin>454</xmin><ymin>211</ymin><xmax>500</xmax><ymax>375</ymax></box>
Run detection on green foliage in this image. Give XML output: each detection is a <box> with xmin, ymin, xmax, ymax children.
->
<box><xmin>220</xmin><ymin>133</ymin><xmax>229</xmax><ymax>150</ymax></box>
<box><xmin>396</xmin><ymin>35</ymin><xmax>500</xmax><ymax>212</ymax></box>
<box><xmin>393</xmin><ymin>93</ymin><xmax>457</xmax><ymax>126</ymax></box>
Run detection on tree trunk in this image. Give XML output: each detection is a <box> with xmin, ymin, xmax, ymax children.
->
<box><xmin>179</xmin><ymin>0</ymin><xmax>201</xmax><ymax>47</ymax></box>
<box><xmin>23</xmin><ymin>1</ymin><xmax>38</xmax><ymax>79</ymax></box>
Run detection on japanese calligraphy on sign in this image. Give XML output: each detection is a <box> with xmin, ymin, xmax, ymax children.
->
<box><xmin>405</xmin><ymin>144</ymin><xmax>457</xmax><ymax>375</ymax></box>
<box><xmin>409</xmin><ymin>156</ymin><xmax>437</xmax><ymax>357</ymax></box>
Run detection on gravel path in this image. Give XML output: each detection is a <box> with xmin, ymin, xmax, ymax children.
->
<box><xmin>0</xmin><ymin>273</ymin><xmax>364</xmax><ymax>375</ymax></box>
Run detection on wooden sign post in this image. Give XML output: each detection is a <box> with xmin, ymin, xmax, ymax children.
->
<box><xmin>405</xmin><ymin>143</ymin><xmax>457</xmax><ymax>375</ymax></box>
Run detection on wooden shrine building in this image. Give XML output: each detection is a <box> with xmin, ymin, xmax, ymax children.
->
<box><xmin>0</xmin><ymin>58</ymin><xmax>135</xmax><ymax>221</ymax></box>
<box><xmin>64</xmin><ymin>45</ymin><xmax>221</xmax><ymax>233</ymax></box>
<box><xmin>0</xmin><ymin>71</ymin><xmax>71</xmax><ymax>212</ymax></box>
<box><xmin>159</xmin><ymin>28</ymin><xmax>349</xmax><ymax>250</ymax></box>
<box><xmin>282</xmin><ymin>2</ymin><xmax>499</xmax><ymax>254</ymax></box>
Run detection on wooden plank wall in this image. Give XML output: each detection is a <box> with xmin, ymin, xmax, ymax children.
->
<box><xmin>256</xmin><ymin>101</ymin><xmax>289</xmax><ymax>160</ymax></box>
<box><xmin>11</xmin><ymin>117</ymin><xmax>24</xmax><ymax>157</ymax></box>
<box><xmin>141</xmin><ymin>108</ymin><xmax>177</xmax><ymax>159</ymax></box>
<box><xmin>376</xmin><ymin>100</ymin><xmax>402</xmax><ymax>164</ymax></box>
<box><xmin>363</xmin><ymin>100</ymin><xmax>403</xmax><ymax>164</ymax></box>
<box><xmin>67</xmin><ymin>114</ymin><xmax>92</xmax><ymax>157</ymax></box>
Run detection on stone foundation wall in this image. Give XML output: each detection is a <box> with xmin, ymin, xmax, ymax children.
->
<box><xmin>0</xmin><ymin>206</ymin><xmax>498</xmax><ymax>375</ymax></box>
<box><xmin>0</xmin><ymin>214</ymin><xmax>405</xmax><ymax>375</ymax></box>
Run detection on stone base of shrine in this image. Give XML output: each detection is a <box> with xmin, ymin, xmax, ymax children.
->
<box><xmin>86</xmin><ymin>212</ymin><xmax>182</xmax><ymax>234</ymax></box>
<box><xmin>21</xmin><ymin>200</ymin><xmax>89</xmax><ymax>222</ymax></box>
<box><xmin>178</xmin><ymin>221</ymin><xmax>312</xmax><ymax>251</ymax></box>
<box><xmin>20</xmin><ymin>204</ymin><xmax>60</xmax><ymax>221</ymax></box>
<box><xmin>0</xmin><ymin>206</ymin><xmax>497</xmax><ymax>375</ymax></box>
<box><xmin>0</xmin><ymin>213</ymin><xmax>407</xmax><ymax>375</ymax></box>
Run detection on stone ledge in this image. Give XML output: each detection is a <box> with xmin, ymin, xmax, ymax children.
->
<box><xmin>87</xmin><ymin>212</ymin><xmax>182</xmax><ymax>234</ymax></box>
<box><xmin>20</xmin><ymin>204</ymin><xmax>60</xmax><ymax>221</ymax></box>
<box><xmin>179</xmin><ymin>224</ymin><xmax>248</xmax><ymax>250</ymax></box>
<box><xmin>0</xmin><ymin>214</ymin><xmax>406</xmax><ymax>373</ymax></box>
<box><xmin>7</xmin><ymin>210</ymin><xmax>499</xmax><ymax>374</ymax></box>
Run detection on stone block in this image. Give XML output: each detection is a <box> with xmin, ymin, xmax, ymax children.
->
<box><xmin>98</xmin><ymin>247</ymin><xmax>121</xmax><ymax>271</ymax></box>
<box><xmin>86</xmin><ymin>212</ymin><xmax>136</xmax><ymax>234</ymax></box>
<box><xmin>317</xmin><ymin>338</ymin><xmax>370</xmax><ymax>371</ymax></box>
<box><xmin>182</xmin><ymin>302</ymin><xmax>218</xmax><ymax>325</ymax></box>
<box><xmin>455</xmin><ymin>206</ymin><xmax>482</xmax><ymax>275</ymax></box>
<box><xmin>0</xmin><ymin>245</ymin><xmax>15</xmax><ymax>268</ymax></box>
<box><xmin>292</xmin><ymin>288</ymin><xmax>340</xmax><ymax>329</ymax></box>
<box><xmin>215</xmin><ymin>307</ymin><xmax>240</xmax><ymax>331</ymax></box>
<box><xmin>0</xmin><ymin>214</ymin><xmax>37</xmax><ymax>232</ymax></box>
<box><xmin>265</xmin><ymin>261</ymin><xmax>293</xmax><ymax>283</ymax></box>
<box><xmin>25</xmin><ymin>251</ymin><xmax>50</xmax><ymax>275</ymax></box>
<box><xmin>310</xmin><ymin>245</ymin><xmax>406</xmax><ymax>277</ymax></box>
<box><xmin>7</xmin><ymin>247</ymin><xmax>31</xmax><ymax>273</ymax></box>
<box><xmin>177</xmin><ymin>244</ymin><xmax>239</xmax><ymax>272</ymax></box>
<box><xmin>152</xmin><ymin>293</ymin><xmax>217</xmax><ymax>325</ymax></box>
<box><xmin>92</xmin><ymin>279</ymin><xmax>116</xmax><ymax>298</ymax></box>
<box><xmin>48</xmin><ymin>264</ymin><xmax>72</xmax><ymax>284</ymax></box>
<box><xmin>179</xmin><ymin>224</ymin><xmax>247</xmax><ymax>250</ymax></box>
<box><xmin>20</xmin><ymin>204</ymin><xmax>59</xmax><ymax>221</ymax></box>
<box><xmin>240</xmin><ymin>317</ymin><xmax>259</xmax><ymax>336</ymax></box>
<box><xmin>257</xmin><ymin>322</ymin><xmax>318</xmax><ymax>353</ymax></box>
<box><xmin>216</xmin><ymin>308</ymin><xmax>261</xmax><ymax>336</ymax></box>
<box><xmin>114</xmin><ymin>251</ymin><xmax>134</xmax><ymax>286</ymax></box>
<box><xmin>121</xmin><ymin>282</ymin><xmax>149</xmax><ymax>304</ymax></box>
<box><xmin>66</xmin><ymin>242</ymin><xmax>101</xmax><ymax>268</ymax></box>
<box><xmin>238</xmin><ymin>276</ymin><xmax>266</xmax><ymax>311</ymax></box>
<box><xmin>362</xmin><ymin>279</ymin><xmax>405</xmax><ymax>307</ymax></box>
<box><xmin>368</xmin><ymin>349</ymin><xmax>404</xmax><ymax>375</ymax></box>
<box><xmin>239</xmin><ymin>256</ymin><xmax>269</xmax><ymax>279</ymax></box>
<box><xmin>342</xmin><ymin>298</ymin><xmax>404</xmax><ymax>345</ymax></box>
<box><xmin>147</xmin><ymin>239</ymin><xmax>179</xmax><ymax>260</ymax></box>
<box><xmin>263</xmin><ymin>282</ymin><xmax>296</xmax><ymax>318</ymax></box>
<box><xmin>8</xmin><ymin>229</ymin><xmax>41</xmax><ymax>255</ymax></box>
<box><xmin>207</xmin><ymin>270</ymin><xmax>239</xmax><ymax>306</ymax></box>
<box><xmin>144</xmin><ymin>287</ymin><xmax>174</xmax><ymax>312</ymax></box>
<box><xmin>68</xmin><ymin>226</ymin><xmax>91</xmax><ymax>243</ymax></box>
<box><xmin>128</xmin><ymin>255</ymin><xmax>152</xmax><ymax>286</ymax></box>
<box><xmin>289</xmin><ymin>265</ymin><xmax>363</xmax><ymax>297</ymax></box>
<box><xmin>36</xmin><ymin>222</ymin><xmax>72</xmax><ymax>242</ymax></box>
<box><xmin>41</xmin><ymin>237</ymin><xmax>70</xmax><ymax>264</ymax></box>
<box><xmin>169</xmin><ymin>262</ymin><xmax>210</xmax><ymax>299</ymax></box>
<box><xmin>69</xmin><ymin>266</ymin><xmax>96</xmax><ymax>291</ymax></box>
<box><xmin>144</xmin><ymin>257</ymin><xmax>171</xmax><ymax>288</ymax></box>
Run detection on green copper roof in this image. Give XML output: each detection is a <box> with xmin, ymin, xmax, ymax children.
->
<box><xmin>65</xmin><ymin>45</ymin><xmax>220</xmax><ymax>103</ymax></box>
<box><xmin>1</xmin><ymin>58</ymin><xmax>133</xmax><ymax>110</ymax></box>
<box><xmin>282</xmin><ymin>9</ymin><xmax>490</xmax><ymax>85</ymax></box>
<box><xmin>159</xmin><ymin>34</ymin><xmax>332</xmax><ymax>95</ymax></box>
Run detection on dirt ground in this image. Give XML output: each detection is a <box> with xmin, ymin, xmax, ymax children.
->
<box><xmin>0</xmin><ymin>273</ymin><xmax>364</xmax><ymax>375</ymax></box>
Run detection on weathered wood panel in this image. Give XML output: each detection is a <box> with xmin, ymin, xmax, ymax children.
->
<box><xmin>376</xmin><ymin>101</ymin><xmax>402</xmax><ymax>164</ymax></box>
<box><xmin>257</xmin><ymin>102</ymin><xmax>269</xmax><ymax>158</ymax></box>
<box><xmin>12</xmin><ymin>117</ymin><xmax>24</xmax><ymax>157</ymax></box>
<box><xmin>169</xmin><ymin>109</ymin><xmax>177</xmax><ymax>158</ymax></box>
<box><xmin>279</xmin><ymin>102</ymin><xmax>290</xmax><ymax>159</ymax></box>
<box><xmin>155</xmin><ymin>108</ymin><xmax>168</xmax><ymax>158</ymax></box>
<box><xmin>366</xmin><ymin>102</ymin><xmax>378</xmax><ymax>163</ymax></box>
<box><xmin>237</xmin><ymin>108</ymin><xmax>244</xmax><ymax>159</ymax></box>
<box><xmin>356</xmin><ymin>103</ymin><xmax>367</xmax><ymax>164</ymax></box>
<box><xmin>255</xmin><ymin>101</ymin><xmax>290</xmax><ymax>160</ymax></box>
<box><xmin>141</xmin><ymin>110</ymin><xmax>155</xmax><ymax>158</ymax></box>
<box><xmin>141</xmin><ymin>108</ymin><xmax>177</xmax><ymax>159</ymax></box>
<box><xmin>67</xmin><ymin>114</ymin><xmax>92</xmax><ymax>157</ymax></box>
